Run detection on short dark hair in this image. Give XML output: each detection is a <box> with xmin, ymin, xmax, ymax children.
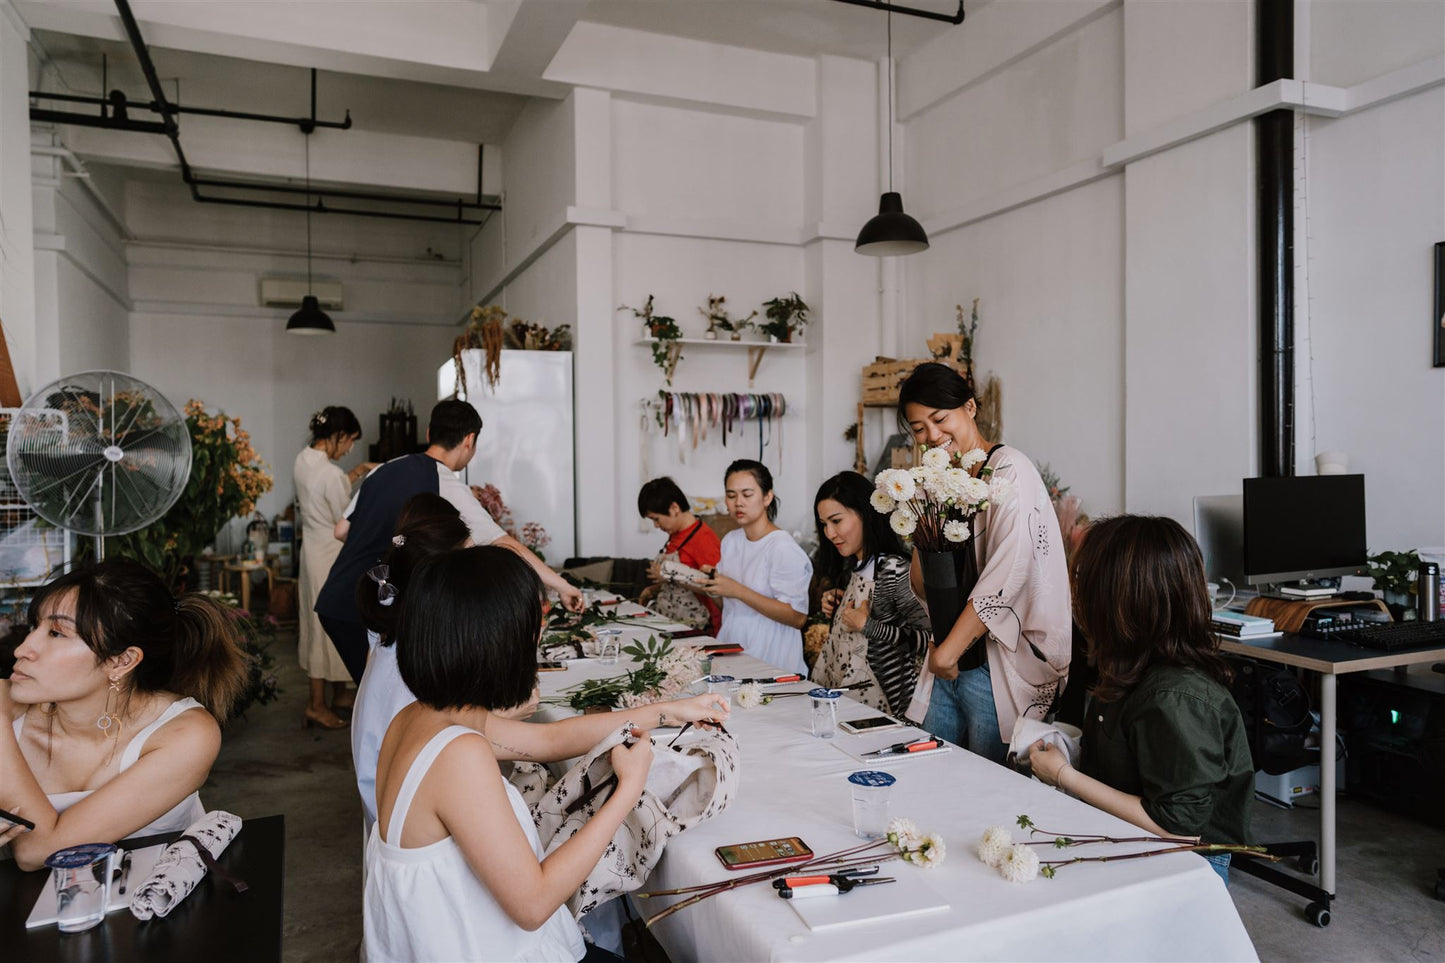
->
<box><xmin>812</xmin><ymin>471</ymin><xmax>906</xmax><ymax>587</ymax></box>
<box><xmin>308</xmin><ymin>406</ymin><xmax>362</xmax><ymax>443</ymax></box>
<box><xmin>725</xmin><ymin>459</ymin><xmax>778</xmax><ymax>521</ymax></box>
<box><xmin>28</xmin><ymin>559</ymin><xmax>247</xmax><ymax>721</ymax></box>
<box><xmin>638</xmin><ymin>476</ymin><xmax>690</xmax><ymax>517</ymax></box>
<box><xmin>357</xmin><ymin>493</ymin><xmax>470</xmax><ymax>645</ymax></box>
<box><xmin>427</xmin><ymin>400</ymin><xmax>482</xmax><ymax>450</ymax></box>
<box><xmin>396</xmin><ymin>546</ymin><xmax>541</xmax><ymax>711</ymax></box>
<box><xmin>1072</xmin><ymin>514</ymin><xmax>1232</xmax><ymax>703</ymax></box>
<box><xmin>896</xmin><ymin>363</ymin><xmax>976</xmax><ymax>436</ymax></box>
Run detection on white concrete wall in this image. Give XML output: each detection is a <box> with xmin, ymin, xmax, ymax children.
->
<box><xmin>0</xmin><ymin>2</ymin><xmax>36</xmax><ymax>395</ymax></box>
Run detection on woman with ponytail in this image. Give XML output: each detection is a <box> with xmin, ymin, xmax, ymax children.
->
<box><xmin>294</xmin><ymin>404</ymin><xmax>373</xmax><ymax>729</ymax></box>
<box><xmin>0</xmin><ymin>559</ymin><xmax>248</xmax><ymax>870</ymax></box>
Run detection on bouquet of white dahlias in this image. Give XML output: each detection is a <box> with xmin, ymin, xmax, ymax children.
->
<box><xmin>870</xmin><ymin>446</ymin><xmax>1010</xmax><ymax>552</ymax></box>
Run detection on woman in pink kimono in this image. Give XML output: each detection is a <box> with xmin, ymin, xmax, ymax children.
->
<box><xmin>897</xmin><ymin>364</ymin><xmax>1071</xmax><ymax>763</ymax></box>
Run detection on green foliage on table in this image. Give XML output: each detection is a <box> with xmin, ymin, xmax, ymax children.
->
<box><xmin>760</xmin><ymin>292</ymin><xmax>809</xmax><ymax>342</ymax></box>
<box><xmin>1367</xmin><ymin>550</ymin><xmax>1421</xmax><ymax>597</ymax></box>
<box><xmin>81</xmin><ymin>400</ymin><xmax>274</xmax><ymax>589</ymax></box>
<box><xmin>556</xmin><ymin>634</ymin><xmax>678</xmax><ymax>712</ymax></box>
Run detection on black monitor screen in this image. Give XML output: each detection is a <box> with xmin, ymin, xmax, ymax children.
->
<box><xmin>1242</xmin><ymin>475</ymin><xmax>1367</xmax><ymax>585</ymax></box>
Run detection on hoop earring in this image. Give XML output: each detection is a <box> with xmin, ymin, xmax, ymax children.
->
<box><xmin>96</xmin><ymin>677</ymin><xmax>122</xmax><ymax>735</ymax></box>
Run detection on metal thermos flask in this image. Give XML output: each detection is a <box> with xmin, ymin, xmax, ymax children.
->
<box><xmin>1419</xmin><ymin>562</ymin><xmax>1440</xmax><ymax>622</ymax></box>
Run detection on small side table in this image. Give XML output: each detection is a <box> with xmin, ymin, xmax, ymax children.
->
<box><xmin>221</xmin><ymin>560</ymin><xmax>273</xmax><ymax>615</ymax></box>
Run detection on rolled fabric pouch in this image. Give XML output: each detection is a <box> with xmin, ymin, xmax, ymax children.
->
<box><xmin>130</xmin><ymin>811</ymin><xmax>245</xmax><ymax>920</ymax></box>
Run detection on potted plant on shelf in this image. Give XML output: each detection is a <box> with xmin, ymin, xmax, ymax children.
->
<box><xmin>760</xmin><ymin>292</ymin><xmax>809</xmax><ymax>343</ymax></box>
<box><xmin>620</xmin><ymin>295</ymin><xmax>682</xmax><ymax>383</ymax></box>
<box><xmin>699</xmin><ymin>294</ymin><xmax>757</xmax><ymax>341</ymax></box>
<box><xmin>1368</xmin><ymin>549</ymin><xmax>1421</xmax><ymax>614</ymax></box>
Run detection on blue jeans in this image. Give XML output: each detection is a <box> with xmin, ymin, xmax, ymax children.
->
<box><xmin>1203</xmin><ymin>852</ymin><xmax>1231</xmax><ymax>885</ymax></box>
<box><xmin>923</xmin><ymin>659</ymin><xmax>1007</xmax><ymax>764</ymax></box>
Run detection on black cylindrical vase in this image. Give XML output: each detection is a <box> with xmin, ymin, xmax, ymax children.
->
<box><xmin>918</xmin><ymin>548</ymin><xmax>985</xmax><ymax>672</ymax></box>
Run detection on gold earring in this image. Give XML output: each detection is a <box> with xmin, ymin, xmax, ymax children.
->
<box><xmin>96</xmin><ymin>677</ymin><xmax>121</xmax><ymax>734</ymax></box>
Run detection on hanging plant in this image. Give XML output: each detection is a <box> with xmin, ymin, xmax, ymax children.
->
<box><xmin>453</xmin><ymin>304</ymin><xmax>508</xmax><ymax>392</ymax></box>
<box><xmin>621</xmin><ymin>295</ymin><xmax>682</xmax><ymax>383</ymax></box>
<box><xmin>699</xmin><ymin>294</ymin><xmax>757</xmax><ymax>341</ymax></box>
<box><xmin>759</xmin><ymin>292</ymin><xmax>809</xmax><ymax>343</ymax></box>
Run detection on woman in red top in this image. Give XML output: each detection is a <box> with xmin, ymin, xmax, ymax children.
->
<box><xmin>637</xmin><ymin>477</ymin><xmax>721</xmax><ymax>634</ymax></box>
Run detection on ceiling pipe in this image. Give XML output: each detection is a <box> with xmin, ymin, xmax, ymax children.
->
<box><xmin>29</xmin><ymin>88</ymin><xmax>353</xmax><ymax>132</ymax></box>
<box><xmin>829</xmin><ymin>0</ymin><xmax>964</xmax><ymax>26</ymax></box>
<box><xmin>1256</xmin><ymin>0</ymin><xmax>1294</xmax><ymax>478</ymax></box>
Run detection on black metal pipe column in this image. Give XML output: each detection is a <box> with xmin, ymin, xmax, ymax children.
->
<box><xmin>1256</xmin><ymin>0</ymin><xmax>1294</xmax><ymax>477</ymax></box>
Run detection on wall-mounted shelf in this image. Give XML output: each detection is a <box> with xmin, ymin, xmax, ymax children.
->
<box><xmin>635</xmin><ymin>337</ymin><xmax>806</xmax><ymax>387</ymax></box>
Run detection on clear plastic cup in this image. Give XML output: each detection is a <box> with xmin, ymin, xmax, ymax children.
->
<box><xmin>809</xmin><ymin>687</ymin><xmax>840</xmax><ymax>739</ymax></box>
<box><xmin>46</xmin><ymin>843</ymin><xmax>116</xmax><ymax>933</ymax></box>
<box><xmin>596</xmin><ymin>629</ymin><xmax>622</xmax><ymax>665</ymax></box>
<box><xmin>849</xmin><ymin>771</ymin><xmax>897</xmax><ymax>839</ymax></box>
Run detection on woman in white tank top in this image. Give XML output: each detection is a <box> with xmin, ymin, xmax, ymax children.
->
<box><xmin>0</xmin><ymin>559</ymin><xmax>249</xmax><ymax>869</ymax></box>
<box><xmin>365</xmin><ymin>546</ymin><xmax>729</xmax><ymax>963</ymax></box>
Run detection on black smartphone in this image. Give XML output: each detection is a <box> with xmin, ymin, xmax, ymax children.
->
<box><xmin>537</xmin><ymin>661</ymin><xmax>567</xmax><ymax>671</ymax></box>
<box><xmin>0</xmin><ymin>807</ymin><xmax>34</xmax><ymax>831</ymax></box>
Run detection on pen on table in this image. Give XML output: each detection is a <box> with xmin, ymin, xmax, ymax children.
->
<box><xmin>773</xmin><ymin>866</ymin><xmax>881</xmax><ymax>889</ymax></box>
<box><xmin>736</xmin><ymin>675</ymin><xmax>803</xmax><ymax>684</ymax></box>
<box><xmin>862</xmin><ymin>736</ymin><xmax>941</xmax><ymax>757</ymax></box>
<box><xmin>117</xmin><ymin>850</ymin><xmax>133</xmax><ymax>895</ymax></box>
<box><xmin>777</xmin><ymin>877</ymin><xmax>896</xmax><ymax>899</ymax></box>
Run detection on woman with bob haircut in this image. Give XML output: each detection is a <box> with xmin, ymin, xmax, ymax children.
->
<box><xmin>0</xmin><ymin>559</ymin><xmax>247</xmax><ymax>869</ymax></box>
<box><xmin>811</xmin><ymin>471</ymin><xmax>931</xmax><ymax>716</ymax></box>
<box><xmin>364</xmin><ymin>545</ymin><xmax>729</xmax><ymax>962</ymax></box>
<box><xmin>1029</xmin><ymin>515</ymin><xmax>1253</xmax><ymax>884</ymax></box>
<box><xmin>700</xmin><ymin>459</ymin><xmax>811</xmax><ymax>676</ymax></box>
<box><xmin>896</xmin><ymin>362</ymin><xmax>1071</xmax><ymax>762</ymax></box>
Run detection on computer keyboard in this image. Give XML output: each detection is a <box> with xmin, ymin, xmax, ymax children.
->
<box><xmin>1333</xmin><ymin>620</ymin><xmax>1445</xmax><ymax>652</ymax></box>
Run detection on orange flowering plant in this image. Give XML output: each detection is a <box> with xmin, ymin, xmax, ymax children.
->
<box><xmin>98</xmin><ymin>400</ymin><xmax>273</xmax><ymax>587</ymax></box>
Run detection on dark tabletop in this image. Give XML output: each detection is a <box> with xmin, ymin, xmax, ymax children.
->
<box><xmin>0</xmin><ymin>814</ymin><xmax>284</xmax><ymax>963</ymax></box>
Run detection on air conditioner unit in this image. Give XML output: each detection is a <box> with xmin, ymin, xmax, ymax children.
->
<box><xmin>259</xmin><ymin>278</ymin><xmax>343</xmax><ymax>309</ymax></box>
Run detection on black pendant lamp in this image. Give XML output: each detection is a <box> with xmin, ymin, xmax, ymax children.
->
<box><xmin>287</xmin><ymin>132</ymin><xmax>335</xmax><ymax>335</ymax></box>
<box><xmin>855</xmin><ymin>6</ymin><xmax>929</xmax><ymax>257</ymax></box>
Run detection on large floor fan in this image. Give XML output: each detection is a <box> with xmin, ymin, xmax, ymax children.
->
<box><xmin>6</xmin><ymin>371</ymin><xmax>192</xmax><ymax>557</ymax></box>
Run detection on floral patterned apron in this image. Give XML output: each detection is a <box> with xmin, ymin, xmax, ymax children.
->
<box><xmin>649</xmin><ymin>523</ymin><xmax>712</xmax><ymax>630</ymax></box>
<box><xmin>811</xmin><ymin>569</ymin><xmax>888</xmax><ymax>712</ymax></box>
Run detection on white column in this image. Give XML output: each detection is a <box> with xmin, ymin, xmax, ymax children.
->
<box><xmin>0</xmin><ymin>0</ymin><xmax>37</xmax><ymax>394</ymax></box>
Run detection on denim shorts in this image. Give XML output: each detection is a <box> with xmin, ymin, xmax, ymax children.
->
<box><xmin>1203</xmin><ymin>852</ymin><xmax>1231</xmax><ymax>885</ymax></box>
<box><xmin>921</xmin><ymin>657</ymin><xmax>1007</xmax><ymax>764</ymax></box>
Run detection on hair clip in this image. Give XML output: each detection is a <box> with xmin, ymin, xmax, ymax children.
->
<box><xmin>391</xmin><ymin>534</ymin><xmax>406</xmax><ymax>548</ymax></box>
<box><xmin>316</xmin><ymin>412</ymin><xmax>327</xmax><ymax>424</ymax></box>
<box><xmin>367</xmin><ymin>565</ymin><xmax>398</xmax><ymax>607</ymax></box>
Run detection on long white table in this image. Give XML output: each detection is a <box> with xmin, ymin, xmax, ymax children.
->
<box><xmin>537</xmin><ymin>623</ymin><xmax>1257</xmax><ymax>962</ymax></box>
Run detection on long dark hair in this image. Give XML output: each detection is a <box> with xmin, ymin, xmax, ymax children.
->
<box><xmin>725</xmin><ymin>459</ymin><xmax>778</xmax><ymax>521</ymax></box>
<box><xmin>28</xmin><ymin>559</ymin><xmax>248</xmax><ymax>722</ymax></box>
<box><xmin>397</xmin><ymin>546</ymin><xmax>542</xmax><ymax>711</ymax></box>
<box><xmin>812</xmin><ymin>471</ymin><xmax>906</xmax><ymax>588</ymax></box>
<box><xmin>308</xmin><ymin>406</ymin><xmax>361</xmax><ymax>444</ymax></box>
<box><xmin>357</xmin><ymin>493</ymin><xmax>469</xmax><ymax>646</ymax></box>
<box><xmin>1072</xmin><ymin>514</ymin><xmax>1231</xmax><ymax>703</ymax></box>
<box><xmin>895</xmin><ymin>363</ymin><xmax>976</xmax><ymax>436</ymax></box>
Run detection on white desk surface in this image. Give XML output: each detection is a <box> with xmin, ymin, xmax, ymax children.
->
<box><xmin>538</xmin><ymin>609</ymin><xmax>1257</xmax><ymax>963</ymax></box>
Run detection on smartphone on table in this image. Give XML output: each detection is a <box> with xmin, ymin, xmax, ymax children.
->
<box><xmin>839</xmin><ymin>715</ymin><xmax>906</xmax><ymax>735</ymax></box>
<box><xmin>715</xmin><ymin>836</ymin><xmax>813</xmax><ymax>871</ymax></box>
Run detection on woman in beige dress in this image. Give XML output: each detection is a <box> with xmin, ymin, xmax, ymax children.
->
<box><xmin>294</xmin><ymin>406</ymin><xmax>373</xmax><ymax>729</ymax></box>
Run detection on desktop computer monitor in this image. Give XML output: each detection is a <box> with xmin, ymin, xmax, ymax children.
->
<box><xmin>1242</xmin><ymin>474</ymin><xmax>1368</xmax><ymax>587</ymax></box>
<box><xmin>1193</xmin><ymin>494</ymin><xmax>1246</xmax><ymax>588</ymax></box>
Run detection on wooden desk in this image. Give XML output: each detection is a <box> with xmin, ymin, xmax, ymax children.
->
<box><xmin>0</xmin><ymin>814</ymin><xmax>285</xmax><ymax>962</ymax></box>
<box><xmin>1219</xmin><ymin>633</ymin><xmax>1445</xmax><ymax>922</ymax></box>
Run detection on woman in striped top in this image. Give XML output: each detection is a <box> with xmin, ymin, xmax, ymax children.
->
<box><xmin>811</xmin><ymin>472</ymin><xmax>932</xmax><ymax>718</ymax></box>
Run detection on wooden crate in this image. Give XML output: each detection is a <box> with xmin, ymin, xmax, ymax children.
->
<box><xmin>861</xmin><ymin>356</ymin><xmax>968</xmax><ymax>406</ymax></box>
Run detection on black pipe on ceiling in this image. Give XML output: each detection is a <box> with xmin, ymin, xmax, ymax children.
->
<box><xmin>28</xmin><ymin>88</ymin><xmax>354</xmax><ymax>132</ymax></box>
<box><xmin>1255</xmin><ymin>0</ymin><xmax>1294</xmax><ymax>478</ymax></box>
<box><xmin>829</xmin><ymin>0</ymin><xmax>964</xmax><ymax>25</ymax></box>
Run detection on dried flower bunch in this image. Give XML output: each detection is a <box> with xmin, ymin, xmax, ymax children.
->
<box><xmin>870</xmin><ymin>446</ymin><xmax>1012</xmax><ymax>552</ymax></box>
<box><xmin>698</xmin><ymin>294</ymin><xmax>757</xmax><ymax>336</ymax></box>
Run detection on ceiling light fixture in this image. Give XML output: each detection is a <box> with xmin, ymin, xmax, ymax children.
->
<box><xmin>855</xmin><ymin>4</ymin><xmax>929</xmax><ymax>257</ymax></box>
<box><xmin>287</xmin><ymin>131</ymin><xmax>336</xmax><ymax>334</ymax></box>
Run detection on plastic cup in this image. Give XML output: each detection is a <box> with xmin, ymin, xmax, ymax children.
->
<box><xmin>46</xmin><ymin>843</ymin><xmax>116</xmax><ymax>933</ymax></box>
<box><xmin>809</xmin><ymin>687</ymin><xmax>841</xmax><ymax>739</ymax></box>
<box><xmin>596</xmin><ymin>629</ymin><xmax>622</xmax><ymax>665</ymax></box>
<box><xmin>849</xmin><ymin>771</ymin><xmax>897</xmax><ymax>839</ymax></box>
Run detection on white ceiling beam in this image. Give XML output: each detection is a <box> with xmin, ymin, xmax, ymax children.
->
<box><xmin>488</xmin><ymin>0</ymin><xmax>590</xmax><ymax>78</ymax></box>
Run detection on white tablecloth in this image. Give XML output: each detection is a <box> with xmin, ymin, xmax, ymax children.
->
<box><xmin>537</xmin><ymin>623</ymin><xmax>1257</xmax><ymax>962</ymax></box>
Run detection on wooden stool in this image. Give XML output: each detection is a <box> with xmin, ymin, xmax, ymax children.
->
<box><xmin>221</xmin><ymin>561</ymin><xmax>273</xmax><ymax>615</ymax></box>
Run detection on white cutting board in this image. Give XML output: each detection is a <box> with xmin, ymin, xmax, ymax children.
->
<box><xmin>27</xmin><ymin>843</ymin><xmax>166</xmax><ymax>928</ymax></box>
<box><xmin>787</xmin><ymin>871</ymin><xmax>950</xmax><ymax>932</ymax></box>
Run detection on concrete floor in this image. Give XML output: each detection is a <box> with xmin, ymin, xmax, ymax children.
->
<box><xmin>202</xmin><ymin>632</ymin><xmax>1445</xmax><ymax>963</ymax></box>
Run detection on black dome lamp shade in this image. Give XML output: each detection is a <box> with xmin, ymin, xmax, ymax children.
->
<box><xmin>856</xmin><ymin>5</ymin><xmax>929</xmax><ymax>257</ymax></box>
<box><xmin>286</xmin><ymin>131</ymin><xmax>336</xmax><ymax>335</ymax></box>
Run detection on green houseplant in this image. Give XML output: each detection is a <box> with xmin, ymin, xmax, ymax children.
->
<box><xmin>622</xmin><ymin>295</ymin><xmax>683</xmax><ymax>383</ymax></box>
<box><xmin>760</xmin><ymin>292</ymin><xmax>809</xmax><ymax>343</ymax></box>
<box><xmin>1368</xmin><ymin>550</ymin><xmax>1420</xmax><ymax>605</ymax></box>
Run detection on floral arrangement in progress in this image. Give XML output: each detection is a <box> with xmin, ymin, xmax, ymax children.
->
<box><xmin>549</xmin><ymin>635</ymin><xmax>705</xmax><ymax>712</ymax></box>
<box><xmin>975</xmin><ymin>815</ymin><xmax>1272</xmax><ymax>883</ymax></box>
<box><xmin>470</xmin><ymin>483</ymin><xmax>551</xmax><ymax>561</ymax></box>
<box><xmin>200</xmin><ymin>589</ymin><xmax>283</xmax><ymax>720</ymax></box>
<box><xmin>869</xmin><ymin>446</ymin><xmax>1011</xmax><ymax>549</ymax></box>
<box><xmin>93</xmin><ymin>400</ymin><xmax>273</xmax><ymax>589</ymax></box>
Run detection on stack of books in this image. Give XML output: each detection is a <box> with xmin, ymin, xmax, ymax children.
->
<box><xmin>1211</xmin><ymin>610</ymin><xmax>1280</xmax><ymax>639</ymax></box>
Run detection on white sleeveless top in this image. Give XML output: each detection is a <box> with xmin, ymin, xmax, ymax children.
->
<box><xmin>12</xmin><ymin>697</ymin><xmax>208</xmax><ymax>838</ymax></box>
<box><xmin>363</xmin><ymin>725</ymin><xmax>585</xmax><ymax>963</ymax></box>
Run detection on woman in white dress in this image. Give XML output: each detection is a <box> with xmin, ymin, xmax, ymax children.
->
<box><xmin>0</xmin><ymin>559</ymin><xmax>248</xmax><ymax>869</ymax></box>
<box><xmin>364</xmin><ymin>545</ymin><xmax>728</xmax><ymax>962</ymax></box>
<box><xmin>700</xmin><ymin>460</ymin><xmax>812</xmax><ymax>676</ymax></box>
<box><xmin>294</xmin><ymin>406</ymin><xmax>373</xmax><ymax>729</ymax></box>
